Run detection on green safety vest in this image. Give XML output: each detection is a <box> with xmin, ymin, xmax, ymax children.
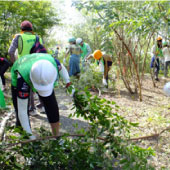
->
<box><xmin>80</xmin><ymin>43</ymin><xmax>88</xmax><ymax>59</ymax></box>
<box><xmin>11</xmin><ymin>53</ymin><xmax>58</xmax><ymax>92</ymax></box>
<box><xmin>18</xmin><ymin>32</ymin><xmax>43</xmax><ymax>58</ymax></box>
<box><xmin>18</xmin><ymin>32</ymin><xmax>36</xmax><ymax>58</ymax></box>
<box><xmin>156</xmin><ymin>47</ymin><xmax>163</xmax><ymax>57</ymax></box>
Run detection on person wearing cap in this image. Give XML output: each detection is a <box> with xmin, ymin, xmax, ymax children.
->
<box><xmin>8</xmin><ymin>20</ymin><xmax>43</xmax><ymax>63</ymax></box>
<box><xmin>11</xmin><ymin>53</ymin><xmax>73</xmax><ymax>139</ymax></box>
<box><xmin>85</xmin><ymin>50</ymin><xmax>112</xmax><ymax>87</ymax></box>
<box><xmin>162</xmin><ymin>42</ymin><xmax>170</xmax><ymax>77</ymax></box>
<box><xmin>76</xmin><ymin>38</ymin><xmax>91</xmax><ymax>69</ymax></box>
<box><xmin>64</xmin><ymin>37</ymin><xmax>82</xmax><ymax>77</ymax></box>
<box><xmin>8</xmin><ymin>20</ymin><xmax>43</xmax><ymax>116</ymax></box>
<box><xmin>150</xmin><ymin>36</ymin><xmax>163</xmax><ymax>81</ymax></box>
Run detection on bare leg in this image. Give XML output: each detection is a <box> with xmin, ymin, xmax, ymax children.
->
<box><xmin>50</xmin><ymin>122</ymin><xmax>60</xmax><ymax>136</ymax></box>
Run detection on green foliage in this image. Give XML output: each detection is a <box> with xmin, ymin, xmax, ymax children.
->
<box><xmin>0</xmin><ymin>1</ymin><xmax>59</xmax><ymax>57</ymax></box>
<box><xmin>70</xmin><ymin>62</ymin><xmax>116</xmax><ymax>91</ymax></box>
<box><xmin>70</xmin><ymin>63</ymin><xmax>104</xmax><ymax>90</ymax></box>
<box><xmin>71</xmin><ymin>16</ymin><xmax>102</xmax><ymax>52</ymax></box>
<box><xmin>72</xmin><ymin>1</ymin><xmax>170</xmax><ymax>74</ymax></box>
<box><xmin>73</xmin><ymin>1</ymin><xmax>167</xmax><ymax>98</ymax></box>
<box><xmin>71</xmin><ymin>89</ymin><xmax>155</xmax><ymax>169</ymax></box>
<box><xmin>0</xmin><ymin>89</ymin><xmax>154</xmax><ymax>169</ymax></box>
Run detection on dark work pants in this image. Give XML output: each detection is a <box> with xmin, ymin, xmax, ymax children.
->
<box><xmin>0</xmin><ymin>62</ymin><xmax>9</xmax><ymax>85</ymax></box>
<box><xmin>12</xmin><ymin>76</ymin><xmax>59</xmax><ymax>126</ymax></box>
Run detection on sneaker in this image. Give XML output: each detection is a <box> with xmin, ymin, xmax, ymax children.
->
<box><xmin>29</xmin><ymin>109</ymin><xmax>39</xmax><ymax>116</ymax></box>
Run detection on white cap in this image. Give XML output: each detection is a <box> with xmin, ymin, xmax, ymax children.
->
<box><xmin>30</xmin><ymin>60</ymin><xmax>57</xmax><ymax>97</ymax></box>
<box><xmin>76</xmin><ymin>38</ymin><xmax>83</xmax><ymax>44</ymax></box>
<box><xmin>163</xmin><ymin>82</ymin><xmax>170</xmax><ymax>96</ymax></box>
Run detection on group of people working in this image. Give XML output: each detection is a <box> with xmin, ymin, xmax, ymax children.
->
<box><xmin>2</xmin><ymin>21</ymin><xmax>170</xmax><ymax>140</ymax></box>
<box><xmin>64</xmin><ymin>37</ymin><xmax>113</xmax><ymax>87</ymax></box>
<box><xmin>151</xmin><ymin>36</ymin><xmax>170</xmax><ymax>81</ymax></box>
<box><xmin>0</xmin><ymin>20</ymin><xmax>113</xmax><ymax>140</ymax></box>
<box><xmin>2</xmin><ymin>20</ymin><xmax>73</xmax><ymax>139</ymax></box>
<box><xmin>64</xmin><ymin>37</ymin><xmax>91</xmax><ymax>77</ymax></box>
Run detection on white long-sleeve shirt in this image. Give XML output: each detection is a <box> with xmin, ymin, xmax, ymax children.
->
<box><xmin>163</xmin><ymin>47</ymin><xmax>170</xmax><ymax>62</ymax></box>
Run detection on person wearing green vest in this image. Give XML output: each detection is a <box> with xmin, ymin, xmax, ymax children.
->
<box><xmin>8</xmin><ymin>20</ymin><xmax>43</xmax><ymax>116</ymax></box>
<box><xmin>150</xmin><ymin>36</ymin><xmax>163</xmax><ymax>81</ymax></box>
<box><xmin>76</xmin><ymin>38</ymin><xmax>91</xmax><ymax>69</ymax></box>
<box><xmin>11</xmin><ymin>53</ymin><xmax>73</xmax><ymax>139</ymax></box>
<box><xmin>8</xmin><ymin>20</ymin><xmax>43</xmax><ymax>63</ymax></box>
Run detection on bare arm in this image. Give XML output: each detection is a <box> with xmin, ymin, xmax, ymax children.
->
<box><xmin>84</xmin><ymin>44</ymin><xmax>92</xmax><ymax>59</ymax></box>
<box><xmin>59</xmin><ymin>64</ymin><xmax>70</xmax><ymax>84</ymax></box>
<box><xmin>85</xmin><ymin>54</ymin><xmax>93</xmax><ymax>61</ymax></box>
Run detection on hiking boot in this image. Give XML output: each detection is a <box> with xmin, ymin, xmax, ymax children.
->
<box><xmin>29</xmin><ymin>109</ymin><xmax>39</xmax><ymax>116</ymax></box>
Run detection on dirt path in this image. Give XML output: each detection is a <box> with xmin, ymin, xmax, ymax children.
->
<box><xmin>30</xmin><ymin>87</ymin><xmax>89</xmax><ymax>135</ymax></box>
<box><xmin>99</xmin><ymin>75</ymin><xmax>170</xmax><ymax>169</ymax></box>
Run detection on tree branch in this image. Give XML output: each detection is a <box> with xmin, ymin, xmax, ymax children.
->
<box><xmin>3</xmin><ymin>126</ymin><xmax>170</xmax><ymax>148</ymax></box>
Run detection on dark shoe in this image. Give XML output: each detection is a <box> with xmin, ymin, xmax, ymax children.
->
<box><xmin>155</xmin><ymin>78</ymin><xmax>159</xmax><ymax>81</ymax></box>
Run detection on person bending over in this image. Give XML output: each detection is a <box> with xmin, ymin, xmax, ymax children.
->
<box><xmin>86</xmin><ymin>50</ymin><xmax>112</xmax><ymax>88</ymax></box>
<box><xmin>11</xmin><ymin>53</ymin><xmax>73</xmax><ymax>139</ymax></box>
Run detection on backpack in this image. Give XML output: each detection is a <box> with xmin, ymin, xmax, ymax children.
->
<box><xmin>30</xmin><ymin>35</ymin><xmax>47</xmax><ymax>54</ymax></box>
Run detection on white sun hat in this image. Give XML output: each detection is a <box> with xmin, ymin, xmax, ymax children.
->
<box><xmin>30</xmin><ymin>60</ymin><xmax>57</xmax><ymax>97</ymax></box>
<box><xmin>76</xmin><ymin>38</ymin><xmax>83</xmax><ymax>44</ymax></box>
<box><xmin>163</xmin><ymin>82</ymin><xmax>170</xmax><ymax>96</ymax></box>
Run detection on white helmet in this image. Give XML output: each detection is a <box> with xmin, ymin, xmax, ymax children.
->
<box><xmin>30</xmin><ymin>60</ymin><xmax>57</xmax><ymax>97</ymax></box>
<box><xmin>76</xmin><ymin>38</ymin><xmax>83</xmax><ymax>45</ymax></box>
<box><xmin>163</xmin><ymin>82</ymin><xmax>170</xmax><ymax>96</ymax></box>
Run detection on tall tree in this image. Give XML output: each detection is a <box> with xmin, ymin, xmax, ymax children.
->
<box><xmin>0</xmin><ymin>1</ymin><xmax>59</xmax><ymax>56</ymax></box>
<box><xmin>73</xmin><ymin>0</ymin><xmax>170</xmax><ymax>101</ymax></box>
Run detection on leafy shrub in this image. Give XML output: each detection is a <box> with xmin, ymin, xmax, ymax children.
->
<box><xmin>71</xmin><ymin>63</ymin><xmax>115</xmax><ymax>90</ymax></box>
<box><xmin>0</xmin><ymin>89</ymin><xmax>154</xmax><ymax>169</ymax></box>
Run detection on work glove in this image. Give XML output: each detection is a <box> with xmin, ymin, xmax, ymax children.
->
<box><xmin>66</xmin><ymin>82</ymin><xmax>75</xmax><ymax>97</ymax></box>
<box><xmin>65</xmin><ymin>82</ymin><xmax>72</xmax><ymax>88</ymax></box>
<box><xmin>102</xmin><ymin>78</ymin><xmax>108</xmax><ymax>86</ymax></box>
